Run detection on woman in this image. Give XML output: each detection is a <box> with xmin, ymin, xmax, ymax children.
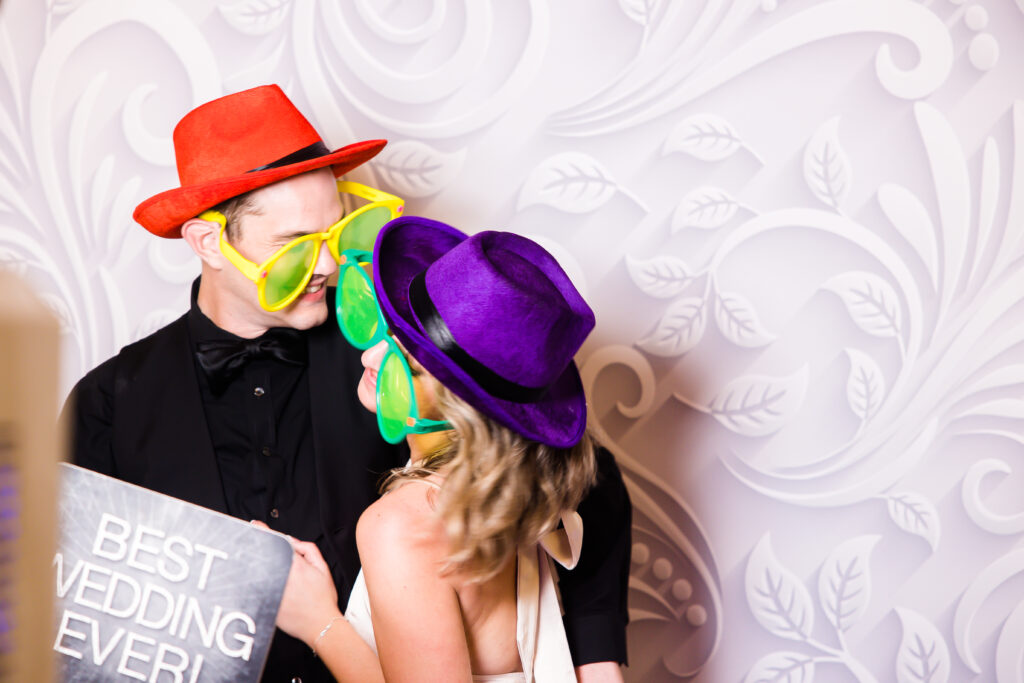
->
<box><xmin>275</xmin><ymin>216</ymin><xmax>609</xmax><ymax>682</ymax></box>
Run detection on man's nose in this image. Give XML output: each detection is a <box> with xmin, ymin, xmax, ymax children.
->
<box><xmin>312</xmin><ymin>237</ymin><xmax>338</xmax><ymax>278</ymax></box>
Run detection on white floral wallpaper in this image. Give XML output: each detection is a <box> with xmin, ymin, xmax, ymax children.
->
<box><xmin>2</xmin><ymin>0</ymin><xmax>1022</xmax><ymax>681</ymax></box>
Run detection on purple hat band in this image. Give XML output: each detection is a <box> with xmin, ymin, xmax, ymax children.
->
<box><xmin>373</xmin><ymin>217</ymin><xmax>595</xmax><ymax>448</ymax></box>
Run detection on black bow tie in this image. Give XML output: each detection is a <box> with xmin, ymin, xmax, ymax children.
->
<box><xmin>195</xmin><ymin>329</ymin><xmax>307</xmax><ymax>395</ymax></box>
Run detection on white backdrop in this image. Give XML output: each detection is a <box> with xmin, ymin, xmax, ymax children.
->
<box><xmin>2</xmin><ymin>0</ymin><xmax>1023</xmax><ymax>681</ymax></box>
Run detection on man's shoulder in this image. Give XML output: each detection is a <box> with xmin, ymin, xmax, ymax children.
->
<box><xmin>124</xmin><ymin>311</ymin><xmax>190</xmax><ymax>352</ymax></box>
<box><xmin>121</xmin><ymin>311</ymin><xmax>189</xmax><ymax>362</ymax></box>
<box><xmin>75</xmin><ymin>312</ymin><xmax>189</xmax><ymax>390</ymax></box>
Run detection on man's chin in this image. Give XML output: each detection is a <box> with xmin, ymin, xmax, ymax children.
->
<box><xmin>278</xmin><ymin>300</ymin><xmax>328</xmax><ymax>331</ymax></box>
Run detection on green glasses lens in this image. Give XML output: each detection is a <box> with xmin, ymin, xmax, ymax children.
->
<box><xmin>265</xmin><ymin>240</ymin><xmax>317</xmax><ymax>307</ymax></box>
<box><xmin>339</xmin><ymin>264</ymin><xmax>380</xmax><ymax>347</ymax></box>
<box><xmin>378</xmin><ymin>350</ymin><xmax>413</xmax><ymax>443</ymax></box>
<box><xmin>337</xmin><ymin>206</ymin><xmax>392</xmax><ymax>254</ymax></box>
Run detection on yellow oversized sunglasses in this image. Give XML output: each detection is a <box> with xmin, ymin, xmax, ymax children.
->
<box><xmin>201</xmin><ymin>181</ymin><xmax>404</xmax><ymax>311</ymax></box>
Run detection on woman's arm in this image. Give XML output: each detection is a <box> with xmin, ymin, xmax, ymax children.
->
<box><xmin>273</xmin><ymin>533</ymin><xmax>385</xmax><ymax>683</ymax></box>
<box><xmin>357</xmin><ymin>493</ymin><xmax>475</xmax><ymax>683</ymax></box>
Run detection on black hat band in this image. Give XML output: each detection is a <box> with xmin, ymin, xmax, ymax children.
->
<box><xmin>408</xmin><ymin>271</ymin><xmax>552</xmax><ymax>404</ymax></box>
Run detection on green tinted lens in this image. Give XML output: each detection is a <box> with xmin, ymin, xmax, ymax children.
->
<box><xmin>339</xmin><ymin>266</ymin><xmax>380</xmax><ymax>347</ymax></box>
<box><xmin>265</xmin><ymin>240</ymin><xmax>317</xmax><ymax>307</ymax></box>
<box><xmin>378</xmin><ymin>350</ymin><xmax>413</xmax><ymax>442</ymax></box>
<box><xmin>338</xmin><ymin>206</ymin><xmax>392</xmax><ymax>253</ymax></box>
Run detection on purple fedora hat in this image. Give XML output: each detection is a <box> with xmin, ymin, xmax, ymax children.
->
<box><xmin>372</xmin><ymin>216</ymin><xmax>595</xmax><ymax>448</ymax></box>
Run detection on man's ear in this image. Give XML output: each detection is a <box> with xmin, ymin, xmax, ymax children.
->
<box><xmin>180</xmin><ymin>217</ymin><xmax>225</xmax><ymax>270</ymax></box>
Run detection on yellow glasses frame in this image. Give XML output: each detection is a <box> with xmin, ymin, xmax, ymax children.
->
<box><xmin>201</xmin><ymin>181</ymin><xmax>404</xmax><ymax>311</ymax></box>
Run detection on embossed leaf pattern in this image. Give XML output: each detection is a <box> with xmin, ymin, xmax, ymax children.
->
<box><xmin>50</xmin><ymin>0</ymin><xmax>85</xmax><ymax>15</ymax></box>
<box><xmin>817</xmin><ymin>535</ymin><xmax>879</xmax><ymax>633</ymax></box>
<box><xmin>886</xmin><ymin>492</ymin><xmax>940</xmax><ymax>552</ymax></box>
<box><xmin>960</xmin><ymin>459</ymin><xmax>1024</xmax><ymax>535</ymax></box>
<box><xmin>671</xmin><ymin>186</ymin><xmax>742</xmax><ymax>232</ymax></box>
<box><xmin>969</xmin><ymin>137</ymin><xmax>1001</xmax><ymax>291</ymax></box>
<box><xmin>961</xmin><ymin>364</ymin><xmax>1024</xmax><ymax>395</ymax></box>
<box><xmin>637</xmin><ymin>296</ymin><xmax>706</xmax><ymax>357</ymax></box>
<box><xmin>958</xmin><ymin>399</ymin><xmax>1024</xmax><ymax>420</ymax></box>
<box><xmin>845</xmin><ymin>348</ymin><xmax>886</xmax><ymax>421</ymax></box>
<box><xmin>0</xmin><ymin>143</ymin><xmax>19</xmax><ymax>188</ymax></box>
<box><xmin>218</xmin><ymin>0</ymin><xmax>292</xmax><ymax>36</ymax></box>
<box><xmin>743</xmin><ymin>651</ymin><xmax>815</xmax><ymax>683</ymax></box>
<box><xmin>745</xmin><ymin>534</ymin><xmax>814</xmax><ymax>641</ymax></box>
<box><xmin>0</xmin><ymin>90</ymin><xmax>26</xmax><ymax>181</ymax></box>
<box><xmin>618</xmin><ymin>0</ymin><xmax>658</xmax><ymax>26</ymax></box>
<box><xmin>914</xmin><ymin>103</ymin><xmax>971</xmax><ymax>311</ymax></box>
<box><xmin>803</xmin><ymin>117</ymin><xmax>851</xmax><ymax>211</ymax></box>
<box><xmin>995</xmin><ymin>601</ymin><xmax>1024</xmax><ymax>682</ymax></box>
<box><xmin>0</xmin><ymin>163</ymin><xmax>37</xmax><ymax>232</ymax></box>
<box><xmin>625</xmin><ymin>254</ymin><xmax>692</xmax><ymax>299</ymax></box>
<box><xmin>374</xmin><ymin>141</ymin><xmax>466</xmax><ymax>199</ymax></box>
<box><xmin>895</xmin><ymin>607</ymin><xmax>950</xmax><ymax>683</ymax></box>
<box><xmin>0</xmin><ymin>35</ymin><xmax>20</xmax><ymax>182</ymax></box>
<box><xmin>953</xmin><ymin>547</ymin><xmax>1024</xmax><ymax>676</ymax></box>
<box><xmin>878</xmin><ymin>183</ymin><xmax>940</xmax><ymax>289</ymax></box>
<box><xmin>518</xmin><ymin>152</ymin><xmax>633</xmax><ymax>213</ymax></box>
<box><xmin>824</xmin><ymin>271</ymin><xmax>903</xmax><ymax>339</ymax></box>
<box><xmin>106</xmin><ymin>176</ymin><xmax>143</xmax><ymax>264</ymax></box>
<box><xmin>713</xmin><ymin>290</ymin><xmax>776</xmax><ymax>348</ymax></box>
<box><xmin>704</xmin><ymin>366</ymin><xmax>808</xmax><ymax>437</ymax></box>
<box><xmin>663</xmin><ymin>113</ymin><xmax>746</xmax><ymax>162</ymax></box>
<box><xmin>0</xmin><ymin>245</ymin><xmax>28</xmax><ymax>276</ymax></box>
<box><xmin>40</xmin><ymin>292</ymin><xmax>74</xmax><ymax>337</ymax></box>
<box><xmin>87</xmin><ymin>155</ymin><xmax>115</xmax><ymax>251</ymax></box>
<box><xmin>608</xmin><ymin>436</ymin><xmax>723</xmax><ymax>678</ymax></box>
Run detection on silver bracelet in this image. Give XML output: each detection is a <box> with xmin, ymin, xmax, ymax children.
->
<box><xmin>311</xmin><ymin>616</ymin><xmax>344</xmax><ymax>658</ymax></box>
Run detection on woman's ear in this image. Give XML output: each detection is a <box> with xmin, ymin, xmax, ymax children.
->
<box><xmin>180</xmin><ymin>217</ymin><xmax>225</xmax><ymax>270</ymax></box>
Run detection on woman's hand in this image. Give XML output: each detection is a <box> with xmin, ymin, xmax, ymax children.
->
<box><xmin>252</xmin><ymin>521</ymin><xmax>342</xmax><ymax>647</ymax></box>
<box><xmin>280</xmin><ymin>537</ymin><xmax>342</xmax><ymax>646</ymax></box>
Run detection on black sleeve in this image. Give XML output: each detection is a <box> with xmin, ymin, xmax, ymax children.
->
<box><xmin>60</xmin><ymin>356</ymin><xmax>119</xmax><ymax>476</ymax></box>
<box><xmin>557</xmin><ymin>444</ymin><xmax>632</xmax><ymax>666</ymax></box>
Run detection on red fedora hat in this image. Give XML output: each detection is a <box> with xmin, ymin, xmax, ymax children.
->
<box><xmin>133</xmin><ymin>84</ymin><xmax>386</xmax><ymax>238</ymax></box>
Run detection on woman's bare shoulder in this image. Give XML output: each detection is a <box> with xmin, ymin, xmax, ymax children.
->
<box><xmin>356</xmin><ymin>479</ymin><xmax>446</xmax><ymax>565</ymax></box>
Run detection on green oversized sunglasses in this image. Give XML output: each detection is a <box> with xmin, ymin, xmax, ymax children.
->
<box><xmin>337</xmin><ymin>249</ymin><xmax>450</xmax><ymax>444</ymax></box>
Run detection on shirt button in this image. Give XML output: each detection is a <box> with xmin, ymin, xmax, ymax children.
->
<box><xmin>253</xmin><ymin>386</ymin><xmax>265</xmax><ymax>397</ymax></box>
<box><xmin>270</xmin><ymin>508</ymin><xmax>280</xmax><ymax>519</ymax></box>
<box><xmin>261</xmin><ymin>446</ymin><xmax>272</xmax><ymax>457</ymax></box>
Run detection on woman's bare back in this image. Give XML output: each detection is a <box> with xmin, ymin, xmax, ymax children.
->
<box><xmin>356</xmin><ymin>477</ymin><xmax>524</xmax><ymax>677</ymax></box>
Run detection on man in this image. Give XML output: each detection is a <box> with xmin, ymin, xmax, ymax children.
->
<box><xmin>65</xmin><ymin>85</ymin><xmax>630</xmax><ymax>681</ymax></box>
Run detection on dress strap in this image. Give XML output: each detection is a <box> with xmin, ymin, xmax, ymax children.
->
<box><xmin>515</xmin><ymin>511</ymin><xmax>582</xmax><ymax>683</ymax></box>
<box><xmin>539</xmin><ymin>511</ymin><xmax>582</xmax><ymax>570</ymax></box>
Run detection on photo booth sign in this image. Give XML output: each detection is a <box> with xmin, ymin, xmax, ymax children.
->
<box><xmin>53</xmin><ymin>464</ymin><xmax>293</xmax><ymax>682</ymax></box>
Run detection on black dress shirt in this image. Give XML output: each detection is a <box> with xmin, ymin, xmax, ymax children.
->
<box><xmin>186</xmin><ymin>286</ymin><xmax>332</xmax><ymax>682</ymax></box>
<box><xmin>187</xmin><ymin>305</ymin><xmax>321</xmax><ymax>542</ymax></box>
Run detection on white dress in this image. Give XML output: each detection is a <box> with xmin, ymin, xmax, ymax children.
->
<box><xmin>345</xmin><ymin>481</ymin><xmax>583</xmax><ymax>683</ymax></box>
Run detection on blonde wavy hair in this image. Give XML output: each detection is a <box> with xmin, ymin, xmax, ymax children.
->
<box><xmin>382</xmin><ymin>375</ymin><xmax>597</xmax><ymax>583</ymax></box>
